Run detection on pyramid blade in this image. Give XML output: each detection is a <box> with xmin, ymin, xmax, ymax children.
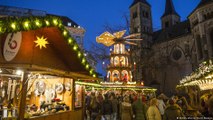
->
<box><xmin>96</xmin><ymin>31</ymin><xmax>115</xmax><ymax>46</ymax></box>
<box><xmin>123</xmin><ymin>33</ymin><xmax>141</xmax><ymax>39</ymax></box>
<box><xmin>126</xmin><ymin>38</ymin><xmax>143</xmax><ymax>41</ymax></box>
<box><xmin>124</xmin><ymin>41</ymin><xmax>138</xmax><ymax>46</ymax></box>
<box><xmin>113</xmin><ymin>30</ymin><xmax>126</xmax><ymax>38</ymax></box>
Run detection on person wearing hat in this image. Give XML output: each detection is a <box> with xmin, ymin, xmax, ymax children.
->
<box><xmin>163</xmin><ymin>99</ymin><xmax>185</xmax><ymax>120</ymax></box>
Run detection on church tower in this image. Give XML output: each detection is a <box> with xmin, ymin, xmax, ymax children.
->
<box><xmin>161</xmin><ymin>0</ymin><xmax>180</xmax><ymax>29</ymax></box>
<box><xmin>129</xmin><ymin>0</ymin><xmax>153</xmax><ymax>81</ymax></box>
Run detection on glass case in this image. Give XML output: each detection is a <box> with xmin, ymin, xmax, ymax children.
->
<box><xmin>74</xmin><ymin>84</ymin><xmax>83</xmax><ymax>108</ymax></box>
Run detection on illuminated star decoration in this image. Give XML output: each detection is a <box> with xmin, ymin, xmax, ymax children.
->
<box><xmin>34</xmin><ymin>36</ymin><xmax>49</xmax><ymax>49</ymax></box>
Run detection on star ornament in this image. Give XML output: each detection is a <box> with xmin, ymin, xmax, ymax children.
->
<box><xmin>34</xmin><ymin>36</ymin><xmax>49</xmax><ymax>49</ymax></box>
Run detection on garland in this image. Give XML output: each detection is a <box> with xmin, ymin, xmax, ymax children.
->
<box><xmin>180</xmin><ymin>60</ymin><xmax>213</xmax><ymax>86</ymax></box>
<box><xmin>0</xmin><ymin>16</ymin><xmax>97</xmax><ymax>78</ymax></box>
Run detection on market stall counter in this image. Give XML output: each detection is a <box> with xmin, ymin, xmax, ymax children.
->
<box><xmin>0</xmin><ymin>16</ymin><xmax>98</xmax><ymax>120</ymax></box>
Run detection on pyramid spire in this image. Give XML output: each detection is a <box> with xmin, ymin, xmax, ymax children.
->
<box><xmin>161</xmin><ymin>0</ymin><xmax>179</xmax><ymax>18</ymax></box>
<box><xmin>129</xmin><ymin>0</ymin><xmax>150</xmax><ymax>8</ymax></box>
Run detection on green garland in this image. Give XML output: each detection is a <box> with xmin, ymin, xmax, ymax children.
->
<box><xmin>0</xmin><ymin>16</ymin><xmax>97</xmax><ymax>78</ymax></box>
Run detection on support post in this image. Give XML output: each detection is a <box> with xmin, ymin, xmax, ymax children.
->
<box><xmin>18</xmin><ymin>71</ymin><xmax>28</xmax><ymax>120</ymax></box>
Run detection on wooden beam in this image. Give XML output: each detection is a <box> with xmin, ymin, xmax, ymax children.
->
<box><xmin>17</xmin><ymin>71</ymin><xmax>28</xmax><ymax>120</ymax></box>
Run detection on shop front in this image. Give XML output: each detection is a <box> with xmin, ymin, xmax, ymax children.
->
<box><xmin>177</xmin><ymin>60</ymin><xmax>213</xmax><ymax>107</ymax></box>
<box><xmin>0</xmin><ymin>16</ymin><xmax>98</xmax><ymax>120</ymax></box>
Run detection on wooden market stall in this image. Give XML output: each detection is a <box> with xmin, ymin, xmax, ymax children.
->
<box><xmin>176</xmin><ymin>60</ymin><xmax>213</xmax><ymax>108</ymax></box>
<box><xmin>76</xmin><ymin>81</ymin><xmax>157</xmax><ymax>98</ymax></box>
<box><xmin>0</xmin><ymin>16</ymin><xmax>98</xmax><ymax>120</ymax></box>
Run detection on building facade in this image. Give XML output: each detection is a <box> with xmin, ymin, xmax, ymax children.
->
<box><xmin>130</xmin><ymin>0</ymin><xmax>213</xmax><ymax>95</ymax></box>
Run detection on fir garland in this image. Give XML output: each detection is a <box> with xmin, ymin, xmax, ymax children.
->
<box><xmin>0</xmin><ymin>16</ymin><xmax>97</xmax><ymax>78</ymax></box>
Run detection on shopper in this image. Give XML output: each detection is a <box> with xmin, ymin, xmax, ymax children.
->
<box><xmin>132</xmin><ymin>94</ymin><xmax>147</xmax><ymax>120</ymax></box>
<box><xmin>163</xmin><ymin>99</ymin><xmax>185</xmax><ymax>120</ymax></box>
<box><xmin>120</xmin><ymin>95</ymin><xmax>133</xmax><ymax>120</ymax></box>
<box><xmin>110</xmin><ymin>92</ymin><xmax>118</xmax><ymax>120</ymax></box>
<box><xmin>101</xmin><ymin>94</ymin><xmax>113</xmax><ymax>120</ymax></box>
<box><xmin>89</xmin><ymin>92</ymin><xmax>101</xmax><ymax>120</ymax></box>
<box><xmin>157</xmin><ymin>95</ymin><xmax>166</xmax><ymax>118</ymax></box>
<box><xmin>146</xmin><ymin>98</ymin><xmax>161</xmax><ymax>120</ymax></box>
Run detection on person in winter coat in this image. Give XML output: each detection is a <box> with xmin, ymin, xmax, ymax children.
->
<box><xmin>208</xmin><ymin>95</ymin><xmax>213</xmax><ymax>117</ymax></box>
<box><xmin>132</xmin><ymin>94</ymin><xmax>147</xmax><ymax>120</ymax></box>
<box><xmin>89</xmin><ymin>93</ymin><xmax>101</xmax><ymax>120</ymax></box>
<box><xmin>146</xmin><ymin>98</ymin><xmax>162</xmax><ymax>120</ymax></box>
<box><xmin>157</xmin><ymin>95</ymin><xmax>166</xmax><ymax>118</ymax></box>
<box><xmin>110</xmin><ymin>92</ymin><xmax>119</xmax><ymax>120</ymax></box>
<box><xmin>163</xmin><ymin>99</ymin><xmax>185</xmax><ymax>120</ymax></box>
<box><xmin>120</xmin><ymin>95</ymin><xmax>133</xmax><ymax>120</ymax></box>
<box><xmin>101</xmin><ymin>94</ymin><xmax>113</xmax><ymax>120</ymax></box>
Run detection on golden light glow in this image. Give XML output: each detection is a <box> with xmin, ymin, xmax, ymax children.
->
<box><xmin>96</xmin><ymin>31</ymin><xmax>115</xmax><ymax>47</ymax></box>
<box><xmin>34</xmin><ymin>36</ymin><xmax>49</xmax><ymax>49</ymax></box>
<box><xmin>113</xmin><ymin>30</ymin><xmax>126</xmax><ymax>38</ymax></box>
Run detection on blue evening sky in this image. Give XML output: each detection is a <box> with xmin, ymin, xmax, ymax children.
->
<box><xmin>0</xmin><ymin>0</ymin><xmax>201</xmax><ymax>74</ymax></box>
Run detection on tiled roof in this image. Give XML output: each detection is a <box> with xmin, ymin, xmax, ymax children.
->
<box><xmin>153</xmin><ymin>20</ymin><xmax>191</xmax><ymax>44</ymax></box>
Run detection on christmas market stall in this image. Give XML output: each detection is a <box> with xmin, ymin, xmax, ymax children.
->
<box><xmin>176</xmin><ymin>60</ymin><xmax>213</xmax><ymax>107</ymax></box>
<box><xmin>0</xmin><ymin>16</ymin><xmax>98</xmax><ymax>120</ymax></box>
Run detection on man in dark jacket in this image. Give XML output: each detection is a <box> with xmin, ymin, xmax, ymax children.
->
<box><xmin>102</xmin><ymin>93</ymin><xmax>113</xmax><ymax>120</ymax></box>
<box><xmin>163</xmin><ymin>99</ymin><xmax>185</xmax><ymax>120</ymax></box>
<box><xmin>132</xmin><ymin>94</ymin><xmax>147</xmax><ymax>120</ymax></box>
<box><xmin>110</xmin><ymin>92</ymin><xmax>119</xmax><ymax>120</ymax></box>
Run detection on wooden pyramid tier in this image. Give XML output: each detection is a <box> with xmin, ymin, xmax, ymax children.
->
<box><xmin>107</xmin><ymin>43</ymin><xmax>133</xmax><ymax>82</ymax></box>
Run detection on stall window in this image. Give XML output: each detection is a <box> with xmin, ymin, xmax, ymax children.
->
<box><xmin>75</xmin><ymin>84</ymin><xmax>83</xmax><ymax>108</ymax></box>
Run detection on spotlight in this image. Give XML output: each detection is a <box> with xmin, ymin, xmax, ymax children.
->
<box><xmin>16</xmin><ymin>70</ymin><xmax>23</xmax><ymax>75</ymax></box>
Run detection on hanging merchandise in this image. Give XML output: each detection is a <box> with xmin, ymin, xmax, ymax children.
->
<box><xmin>65</xmin><ymin>82</ymin><xmax>71</xmax><ymax>91</ymax></box>
<box><xmin>35</xmin><ymin>80</ymin><xmax>46</xmax><ymax>94</ymax></box>
<box><xmin>55</xmin><ymin>83</ymin><xmax>64</xmax><ymax>94</ymax></box>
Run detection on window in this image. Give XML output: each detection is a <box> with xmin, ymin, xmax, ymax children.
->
<box><xmin>133</xmin><ymin>11</ymin><xmax>137</xmax><ymax>19</ymax></box>
<box><xmin>165</xmin><ymin>21</ymin><xmax>169</xmax><ymax>28</ymax></box>
<box><xmin>172</xmin><ymin>49</ymin><xmax>182</xmax><ymax>61</ymax></box>
<box><xmin>145</xmin><ymin>12</ymin><xmax>149</xmax><ymax>18</ymax></box>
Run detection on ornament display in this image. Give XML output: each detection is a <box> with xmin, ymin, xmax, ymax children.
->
<box><xmin>35</xmin><ymin>81</ymin><xmax>46</xmax><ymax>94</ymax></box>
<box><xmin>55</xmin><ymin>83</ymin><xmax>64</xmax><ymax>94</ymax></box>
<box><xmin>65</xmin><ymin>83</ymin><xmax>71</xmax><ymax>91</ymax></box>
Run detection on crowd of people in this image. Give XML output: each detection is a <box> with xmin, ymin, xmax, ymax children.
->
<box><xmin>84</xmin><ymin>91</ymin><xmax>213</xmax><ymax>120</ymax></box>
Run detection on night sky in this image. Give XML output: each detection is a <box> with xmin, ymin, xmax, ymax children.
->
<box><xmin>0</xmin><ymin>0</ymin><xmax>201</xmax><ymax>74</ymax></box>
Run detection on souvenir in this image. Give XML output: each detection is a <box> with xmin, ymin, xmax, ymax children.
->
<box><xmin>35</xmin><ymin>81</ymin><xmax>46</xmax><ymax>94</ymax></box>
<box><xmin>55</xmin><ymin>83</ymin><xmax>63</xmax><ymax>94</ymax></box>
<box><xmin>65</xmin><ymin>83</ymin><xmax>71</xmax><ymax>91</ymax></box>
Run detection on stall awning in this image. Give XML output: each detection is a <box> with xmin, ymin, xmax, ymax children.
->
<box><xmin>0</xmin><ymin>16</ymin><xmax>99</xmax><ymax>80</ymax></box>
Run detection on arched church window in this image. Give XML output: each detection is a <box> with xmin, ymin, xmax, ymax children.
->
<box><xmin>172</xmin><ymin>48</ymin><xmax>182</xmax><ymax>61</ymax></box>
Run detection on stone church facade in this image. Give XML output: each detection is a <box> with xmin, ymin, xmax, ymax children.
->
<box><xmin>129</xmin><ymin>0</ymin><xmax>213</xmax><ymax>95</ymax></box>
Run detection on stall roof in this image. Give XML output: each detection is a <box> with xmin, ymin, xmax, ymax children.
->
<box><xmin>0</xmin><ymin>16</ymin><xmax>98</xmax><ymax>80</ymax></box>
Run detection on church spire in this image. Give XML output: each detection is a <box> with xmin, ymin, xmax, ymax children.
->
<box><xmin>161</xmin><ymin>0</ymin><xmax>180</xmax><ymax>29</ymax></box>
<box><xmin>161</xmin><ymin>0</ymin><xmax>180</xmax><ymax>18</ymax></box>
